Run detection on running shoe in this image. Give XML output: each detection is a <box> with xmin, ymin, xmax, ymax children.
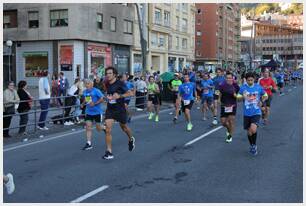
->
<box><xmin>155</xmin><ymin>115</ymin><xmax>159</xmax><ymax>122</ymax></box>
<box><xmin>202</xmin><ymin>116</ymin><xmax>207</xmax><ymax>121</ymax></box>
<box><xmin>102</xmin><ymin>151</ymin><xmax>114</xmax><ymax>160</ymax></box>
<box><xmin>225</xmin><ymin>132</ymin><xmax>232</xmax><ymax>143</ymax></box>
<box><xmin>187</xmin><ymin>123</ymin><xmax>193</xmax><ymax>131</ymax></box>
<box><xmin>212</xmin><ymin>119</ymin><xmax>218</xmax><ymax>125</ymax></box>
<box><xmin>249</xmin><ymin>145</ymin><xmax>258</xmax><ymax>156</ymax></box>
<box><xmin>148</xmin><ymin>112</ymin><xmax>154</xmax><ymax>120</ymax></box>
<box><xmin>5</xmin><ymin>173</ymin><xmax>15</xmax><ymax>195</ymax></box>
<box><xmin>128</xmin><ymin>137</ymin><xmax>135</xmax><ymax>151</ymax></box>
<box><xmin>173</xmin><ymin>116</ymin><xmax>178</xmax><ymax>124</ymax></box>
<box><xmin>82</xmin><ymin>143</ymin><xmax>93</xmax><ymax>150</ymax></box>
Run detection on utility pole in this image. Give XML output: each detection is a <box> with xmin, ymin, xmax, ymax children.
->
<box><xmin>135</xmin><ymin>3</ymin><xmax>147</xmax><ymax>74</ymax></box>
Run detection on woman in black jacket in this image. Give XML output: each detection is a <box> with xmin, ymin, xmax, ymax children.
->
<box><xmin>17</xmin><ymin>81</ymin><xmax>32</xmax><ymax>135</ymax></box>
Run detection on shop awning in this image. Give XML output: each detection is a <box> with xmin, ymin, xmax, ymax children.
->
<box><xmin>23</xmin><ymin>51</ymin><xmax>48</xmax><ymax>57</ymax></box>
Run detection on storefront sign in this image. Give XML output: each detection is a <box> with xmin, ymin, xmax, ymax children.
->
<box><xmin>60</xmin><ymin>45</ymin><xmax>73</xmax><ymax>65</ymax></box>
<box><xmin>23</xmin><ymin>51</ymin><xmax>48</xmax><ymax>57</ymax></box>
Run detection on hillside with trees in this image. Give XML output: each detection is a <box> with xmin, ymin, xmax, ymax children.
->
<box><xmin>240</xmin><ymin>3</ymin><xmax>303</xmax><ymax>16</ymax></box>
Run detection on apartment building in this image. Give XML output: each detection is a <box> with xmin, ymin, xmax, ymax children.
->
<box><xmin>195</xmin><ymin>3</ymin><xmax>241</xmax><ymax>71</ymax></box>
<box><xmin>241</xmin><ymin>15</ymin><xmax>303</xmax><ymax>67</ymax></box>
<box><xmin>3</xmin><ymin>3</ymin><xmax>134</xmax><ymax>86</ymax></box>
<box><xmin>132</xmin><ymin>3</ymin><xmax>196</xmax><ymax>74</ymax></box>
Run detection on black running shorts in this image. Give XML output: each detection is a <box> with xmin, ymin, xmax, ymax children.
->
<box><xmin>262</xmin><ymin>95</ymin><xmax>272</xmax><ymax>107</ymax></box>
<box><xmin>181</xmin><ymin>100</ymin><xmax>194</xmax><ymax>112</ymax></box>
<box><xmin>148</xmin><ymin>94</ymin><xmax>159</xmax><ymax>105</ymax></box>
<box><xmin>105</xmin><ymin>108</ymin><xmax>128</xmax><ymax>124</ymax></box>
<box><xmin>220</xmin><ymin>105</ymin><xmax>237</xmax><ymax>118</ymax></box>
<box><xmin>243</xmin><ymin>115</ymin><xmax>261</xmax><ymax>130</ymax></box>
<box><xmin>85</xmin><ymin>114</ymin><xmax>103</xmax><ymax>123</ymax></box>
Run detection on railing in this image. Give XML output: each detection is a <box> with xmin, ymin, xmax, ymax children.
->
<box><xmin>3</xmin><ymin>93</ymin><xmax>153</xmax><ymax>135</ymax></box>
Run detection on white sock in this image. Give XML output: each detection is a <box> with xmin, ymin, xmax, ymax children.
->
<box><xmin>87</xmin><ymin>141</ymin><xmax>91</xmax><ymax>145</ymax></box>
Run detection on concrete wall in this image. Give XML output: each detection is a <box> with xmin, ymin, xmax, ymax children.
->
<box><xmin>3</xmin><ymin>3</ymin><xmax>134</xmax><ymax>46</ymax></box>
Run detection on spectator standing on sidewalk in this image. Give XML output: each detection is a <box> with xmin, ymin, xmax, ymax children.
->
<box><xmin>57</xmin><ymin>71</ymin><xmax>69</xmax><ymax>106</ymax></box>
<box><xmin>17</xmin><ymin>80</ymin><xmax>32</xmax><ymax>135</ymax></box>
<box><xmin>37</xmin><ymin>72</ymin><xmax>51</xmax><ymax>130</ymax></box>
<box><xmin>135</xmin><ymin>76</ymin><xmax>147</xmax><ymax>111</ymax></box>
<box><xmin>51</xmin><ymin>73</ymin><xmax>59</xmax><ymax>107</ymax></box>
<box><xmin>3</xmin><ymin>81</ymin><xmax>20</xmax><ymax>138</ymax></box>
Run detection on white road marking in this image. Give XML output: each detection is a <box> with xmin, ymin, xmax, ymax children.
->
<box><xmin>3</xmin><ymin>129</ymin><xmax>85</xmax><ymax>152</ymax></box>
<box><xmin>3</xmin><ymin>108</ymin><xmax>173</xmax><ymax>152</ymax></box>
<box><xmin>184</xmin><ymin>126</ymin><xmax>223</xmax><ymax>147</ymax></box>
<box><xmin>70</xmin><ymin>185</ymin><xmax>109</xmax><ymax>203</ymax></box>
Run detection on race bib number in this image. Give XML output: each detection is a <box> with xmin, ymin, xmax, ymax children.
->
<box><xmin>109</xmin><ymin>99</ymin><xmax>117</xmax><ymax>104</ymax></box>
<box><xmin>85</xmin><ymin>96</ymin><xmax>92</xmax><ymax>103</ymax></box>
<box><xmin>215</xmin><ymin>90</ymin><xmax>220</xmax><ymax>95</ymax></box>
<box><xmin>224</xmin><ymin>106</ymin><xmax>233</xmax><ymax>113</ymax></box>
<box><xmin>203</xmin><ymin>89</ymin><xmax>209</xmax><ymax>94</ymax></box>
<box><xmin>183</xmin><ymin>100</ymin><xmax>191</xmax><ymax>106</ymax></box>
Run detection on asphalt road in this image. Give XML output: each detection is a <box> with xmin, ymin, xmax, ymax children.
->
<box><xmin>3</xmin><ymin>84</ymin><xmax>303</xmax><ymax>203</ymax></box>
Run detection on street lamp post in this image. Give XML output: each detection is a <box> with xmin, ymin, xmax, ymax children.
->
<box><xmin>6</xmin><ymin>40</ymin><xmax>13</xmax><ymax>82</ymax></box>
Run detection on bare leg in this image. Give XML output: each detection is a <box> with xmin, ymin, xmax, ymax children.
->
<box><xmin>105</xmin><ymin>119</ymin><xmax>114</xmax><ymax>153</ymax></box>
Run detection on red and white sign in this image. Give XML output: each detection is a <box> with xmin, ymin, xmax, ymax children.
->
<box><xmin>60</xmin><ymin>45</ymin><xmax>73</xmax><ymax>65</ymax></box>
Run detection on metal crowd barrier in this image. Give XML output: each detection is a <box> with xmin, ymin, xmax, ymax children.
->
<box><xmin>3</xmin><ymin>93</ymin><xmax>152</xmax><ymax>135</ymax></box>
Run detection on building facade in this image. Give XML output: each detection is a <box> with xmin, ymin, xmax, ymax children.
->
<box><xmin>3</xmin><ymin>3</ymin><xmax>134</xmax><ymax>86</ymax></box>
<box><xmin>241</xmin><ymin>15</ymin><xmax>303</xmax><ymax>68</ymax></box>
<box><xmin>131</xmin><ymin>3</ymin><xmax>196</xmax><ymax>74</ymax></box>
<box><xmin>195</xmin><ymin>3</ymin><xmax>241</xmax><ymax>71</ymax></box>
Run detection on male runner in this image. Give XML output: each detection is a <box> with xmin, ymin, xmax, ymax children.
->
<box><xmin>219</xmin><ymin>72</ymin><xmax>240</xmax><ymax>143</ymax></box>
<box><xmin>199</xmin><ymin>73</ymin><xmax>215</xmax><ymax>123</ymax></box>
<box><xmin>259</xmin><ymin>69</ymin><xmax>278</xmax><ymax>125</ymax></box>
<box><xmin>212</xmin><ymin>68</ymin><xmax>225</xmax><ymax>124</ymax></box>
<box><xmin>81</xmin><ymin>79</ymin><xmax>105</xmax><ymax>150</ymax></box>
<box><xmin>274</xmin><ymin>69</ymin><xmax>285</xmax><ymax>96</ymax></box>
<box><xmin>178</xmin><ymin>73</ymin><xmax>196</xmax><ymax>131</ymax></box>
<box><xmin>103</xmin><ymin>67</ymin><xmax>135</xmax><ymax>160</ymax></box>
<box><xmin>120</xmin><ymin>74</ymin><xmax>134</xmax><ymax>123</ymax></box>
<box><xmin>236</xmin><ymin>72</ymin><xmax>268</xmax><ymax>155</ymax></box>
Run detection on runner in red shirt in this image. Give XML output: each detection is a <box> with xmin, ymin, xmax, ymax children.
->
<box><xmin>259</xmin><ymin>69</ymin><xmax>278</xmax><ymax>125</ymax></box>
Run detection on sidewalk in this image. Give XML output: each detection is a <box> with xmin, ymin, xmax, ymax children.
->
<box><xmin>4</xmin><ymin>100</ymin><xmax>174</xmax><ymax>146</ymax></box>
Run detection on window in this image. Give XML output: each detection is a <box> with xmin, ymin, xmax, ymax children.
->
<box><xmin>124</xmin><ymin>20</ymin><xmax>133</xmax><ymax>34</ymax></box>
<box><xmin>155</xmin><ymin>8</ymin><xmax>162</xmax><ymax>25</ymax></box>
<box><xmin>110</xmin><ymin>16</ymin><xmax>116</xmax><ymax>32</ymax></box>
<box><xmin>23</xmin><ymin>52</ymin><xmax>49</xmax><ymax>77</ymax></box>
<box><xmin>3</xmin><ymin>10</ymin><xmax>17</xmax><ymax>28</ymax></box>
<box><xmin>164</xmin><ymin>11</ymin><xmax>170</xmax><ymax>27</ymax></box>
<box><xmin>197</xmin><ymin>18</ymin><xmax>201</xmax><ymax>24</ymax></box>
<box><xmin>176</xmin><ymin>36</ymin><xmax>179</xmax><ymax>48</ymax></box>
<box><xmin>196</xmin><ymin>40</ymin><xmax>201</xmax><ymax>46</ymax></box>
<box><xmin>182</xmin><ymin>3</ymin><xmax>188</xmax><ymax>12</ymax></box>
<box><xmin>196</xmin><ymin>50</ymin><xmax>201</xmax><ymax>56</ymax></box>
<box><xmin>159</xmin><ymin>34</ymin><xmax>165</xmax><ymax>47</ymax></box>
<box><xmin>197</xmin><ymin>9</ymin><xmax>201</xmax><ymax>14</ymax></box>
<box><xmin>176</xmin><ymin>16</ymin><xmax>180</xmax><ymax>30</ymax></box>
<box><xmin>97</xmin><ymin>13</ymin><xmax>103</xmax><ymax>29</ymax></box>
<box><xmin>197</xmin><ymin>31</ymin><xmax>202</xmax><ymax>36</ymax></box>
<box><xmin>182</xmin><ymin>38</ymin><xmax>187</xmax><ymax>49</ymax></box>
<box><xmin>168</xmin><ymin>35</ymin><xmax>172</xmax><ymax>49</ymax></box>
<box><xmin>28</xmin><ymin>11</ymin><xmax>39</xmax><ymax>28</ymax></box>
<box><xmin>50</xmin><ymin>10</ymin><xmax>68</xmax><ymax>27</ymax></box>
<box><xmin>151</xmin><ymin>32</ymin><xmax>158</xmax><ymax>46</ymax></box>
<box><xmin>176</xmin><ymin>4</ymin><xmax>180</xmax><ymax>10</ymax></box>
<box><xmin>182</xmin><ymin>18</ymin><xmax>187</xmax><ymax>31</ymax></box>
